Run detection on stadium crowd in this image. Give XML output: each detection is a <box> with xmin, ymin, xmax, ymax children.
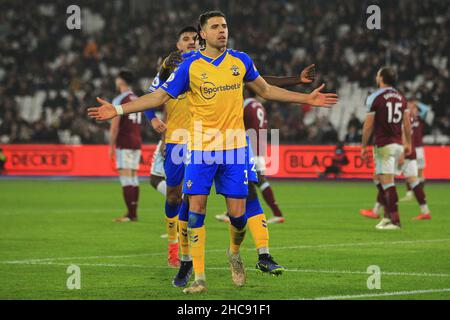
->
<box><xmin>0</xmin><ymin>0</ymin><xmax>448</xmax><ymax>144</ymax></box>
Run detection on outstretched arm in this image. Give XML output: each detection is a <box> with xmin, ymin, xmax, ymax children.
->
<box><xmin>245</xmin><ymin>76</ymin><xmax>338</xmax><ymax>107</ymax></box>
<box><xmin>263</xmin><ymin>64</ymin><xmax>316</xmax><ymax>88</ymax></box>
<box><xmin>87</xmin><ymin>88</ymin><xmax>171</xmax><ymax>121</ymax></box>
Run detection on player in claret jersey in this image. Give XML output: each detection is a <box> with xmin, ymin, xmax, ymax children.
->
<box><xmin>400</xmin><ymin>100</ymin><xmax>430</xmax><ymax>202</ymax></box>
<box><xmin>398</xmin><ymin>102</ymin><xmax>431</xmax><ymax>220</ymax></box>
<box><xmin>360</xmin><ymin>67</ymin><xmax>412</xmax><ymax>230</ymax></box>
<box><xmin>88</xmin><ymin>10</ymin><xmax>338</xmax><ymax>293</ymax></box>
<box><xmin>109</xmin><ymin>70</ymin><xmax>142</xmax><ymax>222</ymax></box>
<box><xmin>361</xmin><ymin>100</ymin><xmax>432</xmax><ymax>221</ymax></box>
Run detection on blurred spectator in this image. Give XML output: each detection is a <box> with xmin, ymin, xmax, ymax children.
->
<box><xmin>319</xmin><ymin>142</ymin><xmax>349</xmax><ymax>178</ymax></box>
<box><xmin>0</xmin><ymin>0</ymin><xmax>448</xmax><ymax>145</ymax></box>
<box><xmin>344</xmin><ymin>125</ymin><xmax>362</xmax><ymax>144</ymax></box>
<box><xmin>347</xmin><ymin>113</ymin><xmax>362</xmax><ymax>131</ymax></box>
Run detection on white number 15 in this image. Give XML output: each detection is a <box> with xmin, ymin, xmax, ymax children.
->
<box><xmin>386</xmin><ymin>102</ymin><xmax>402</xmax><ymax>124</ymax></box>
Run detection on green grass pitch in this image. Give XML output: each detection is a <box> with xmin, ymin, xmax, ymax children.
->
<box><xmin>1</xmin><ymin>179</ymin><xmax>449</xmax><ymax>300</ymax></box>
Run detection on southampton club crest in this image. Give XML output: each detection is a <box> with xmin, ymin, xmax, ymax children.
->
<box><xmin>230</xmin><ymin>65</ymin><xmax>240</xmax><ymax>76</ymax></box>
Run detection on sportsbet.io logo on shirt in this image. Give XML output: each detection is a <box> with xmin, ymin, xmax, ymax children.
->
<box><xmin>200</xmin><ymin>82</ymin><xmax>241</xmax><ymax>100</ymax></box>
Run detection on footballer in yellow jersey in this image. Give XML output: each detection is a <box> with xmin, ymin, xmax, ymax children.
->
<box><xmin>88</xmin><ymin>11</ymin><xmax>338</xmax><ymax>294</ymax></box>
<box><xmin>143</xmin><ymin>27</ymin><xmax>198</xmax><ymax>275</ymax></box>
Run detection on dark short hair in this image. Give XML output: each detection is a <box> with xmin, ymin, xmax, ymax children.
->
<box><xmin>178</xmin><ymin>26</ymin><xmax>198</xmax><ymax>38</ymax></box>
<box><xmin>117</xmin><ymin>70</ymin><xmax>134</xmax><ymax>85</ymax></box>
<box><xmin>197</xmin><ymin>11</ymin><xmax>226</xmax><ymax>47</ymax></box>
<box><xmin>198</xmin><ymin>11</ymin><xmax>226</xmax><ymax>29</ymax></box>
<box><xmin>379</xmin><ymin>67</ymin><xmax>397</xmax><ymax>86</ymax></box>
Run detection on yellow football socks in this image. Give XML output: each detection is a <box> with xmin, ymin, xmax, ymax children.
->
<box><xmin>165</xmin><ymin>216</ymin><xmax>179</xmax><ymax>244</ymax></box>
<box><xmin>247</xmin><ymin>213</ymin><xmax>269</xmax><ymax>250</ymax></box>
<box><xmin>179</xmin><ymin>220</ymin><xmax>190</xmax><ymax>256</ymax></box>
<box><xmin>188</xmin><ymin>225</ymin><xmax>206</xmax><ymax>281</ymax></box>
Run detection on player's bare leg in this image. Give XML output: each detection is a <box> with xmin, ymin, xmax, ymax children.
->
<box><xmin>406</xmin><ymin>176</ymin><xmax>431</xmax><ymax>220</ymax></box>
<box><xmin>114</xmin><ymin>168</ymin><xmax>139</xmax><ymax>222</ymax></box>
<box><xmin>226</xmin><ymin>197</ymin><xmax>247</xmax><ymax>287</ymax></box>
<box><xmin>183</xmin><ymin>195</ymin><xmax>208</xmax><ymax>294</ymax></box>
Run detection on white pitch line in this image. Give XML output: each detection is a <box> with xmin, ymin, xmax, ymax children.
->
<box><xmin>2</xmin><ymin>200</ymin><xmax>448</xmax><ymax>215</ymax></box>
<box><xmin>312</xmin><ymin>288</ymin><xmax>450</xmax><ymax>300</ymax></box>
<box><xmin>3</xmin><ymin>261</ymin><xmax>450</xmax><ymax>279</ymax></box>
<box><xmin>2</xmin><ymin>253</ymin><xmax>164</xmax><ymax>264</ymax></box>
<box><xmin>283</xmin><ymin>269</ymin><xmax>450</xmax><ymax>278</ymax></box>
<box><xmin>2</xmin><ymin>238</ymin><xmax>450</xmax><ymax>264</ymax></box>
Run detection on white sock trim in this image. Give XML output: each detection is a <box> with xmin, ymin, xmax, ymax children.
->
<box><xmin>257</xmin><ymin>247</ymin><xmax>270</xmax><ymax>255</ymax></box>
<box><xmin>181</xmin><ymin>254</ymin><xmax>192</xmax><ymax>262</ymax></box>
<box><xmin>382</xmin><ymin>183</ymin><xmax>395</xmax><ymax>190</ymax></box>
<box><xmin>420</xmin><ymin>204</ymin><xmax>430</xmax><ymax>214</ymax></box>
<box><xmin>119</xmin><ymin>176</ymin><xmax>133</xmax><ymax>187</ymax></box>
<box><xmin>410</xmin><ymin>180</ymin><xmax>420</xmax><ymax>189</ymax></box>
<box><xmin>373</xmin><ymin>202</ymin><xmax>382</xmax><ymax>214</ymax></box>
<box><xmin>259</xmin><ymin>181</ymin><xmax>270</xmax><ymax>191</ymax></box>
<box><xmin>157</xmin><ymin>180</ymin><xmax>167</xmax><ymax>196</ymax></box>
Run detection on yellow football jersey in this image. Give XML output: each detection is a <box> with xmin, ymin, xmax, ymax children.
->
<box><xmin>162</xmin><ymin>49</ymin><xmax>260</xmax><ymax>151</ymax></box>
<box><xmin>164</xmin><ymin>94</ymin><xmax>190</xmax><ymax>144</ymax></box>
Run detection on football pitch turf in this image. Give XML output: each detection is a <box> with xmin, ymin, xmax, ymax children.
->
<box><xmin>1</xmin><ymin>179</ymin><xmax>449</xmax><ymax>300</ymax></box>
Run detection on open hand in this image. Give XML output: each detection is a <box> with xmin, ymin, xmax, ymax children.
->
<box><xmin>300</xmin><ymin>64</ymin><xmax>315</xmax><ymax>84</ymax></box>
<box><xmin>308</xmin><ymin>84</ymin><xmax>338</xmax><ymax>107</ymax></box>
<box><xmin>87</xmin><ymin>97</ymin><xmax>117</xmax><ymax>121</ymax></box>
<box><xmin>404</xmin><ymin>144</ymin><xmax>412</xmax><ymax>157</ymax></box>
<box><xmin>361</xmin><ymin>146</ymin><xmax>370</xmax><ymax>161</ymax></box>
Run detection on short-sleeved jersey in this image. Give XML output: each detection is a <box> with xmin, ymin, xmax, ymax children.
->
<box><xmin>112</xmin><ymin>91</ymin><xmax>142</xmax><ymax>150</ymax></box>
<box><xmin>161</xmin><ymin>49</ymin><xmax>260</xmax><ymax>151</ymax></box>
<box><xmin>244</xmin><ymin>97</ymin><xmax>267</xmax><ymax>156</ymax></box>
<box><xmin>366</xmin><ymin>87</ymin><xmax>408</xmax><ymax>148</ymax></box>
<box><xmin>145</xmin><ymin>51</ymin><xmax>196</xmax><ymax>144</ymax></box>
